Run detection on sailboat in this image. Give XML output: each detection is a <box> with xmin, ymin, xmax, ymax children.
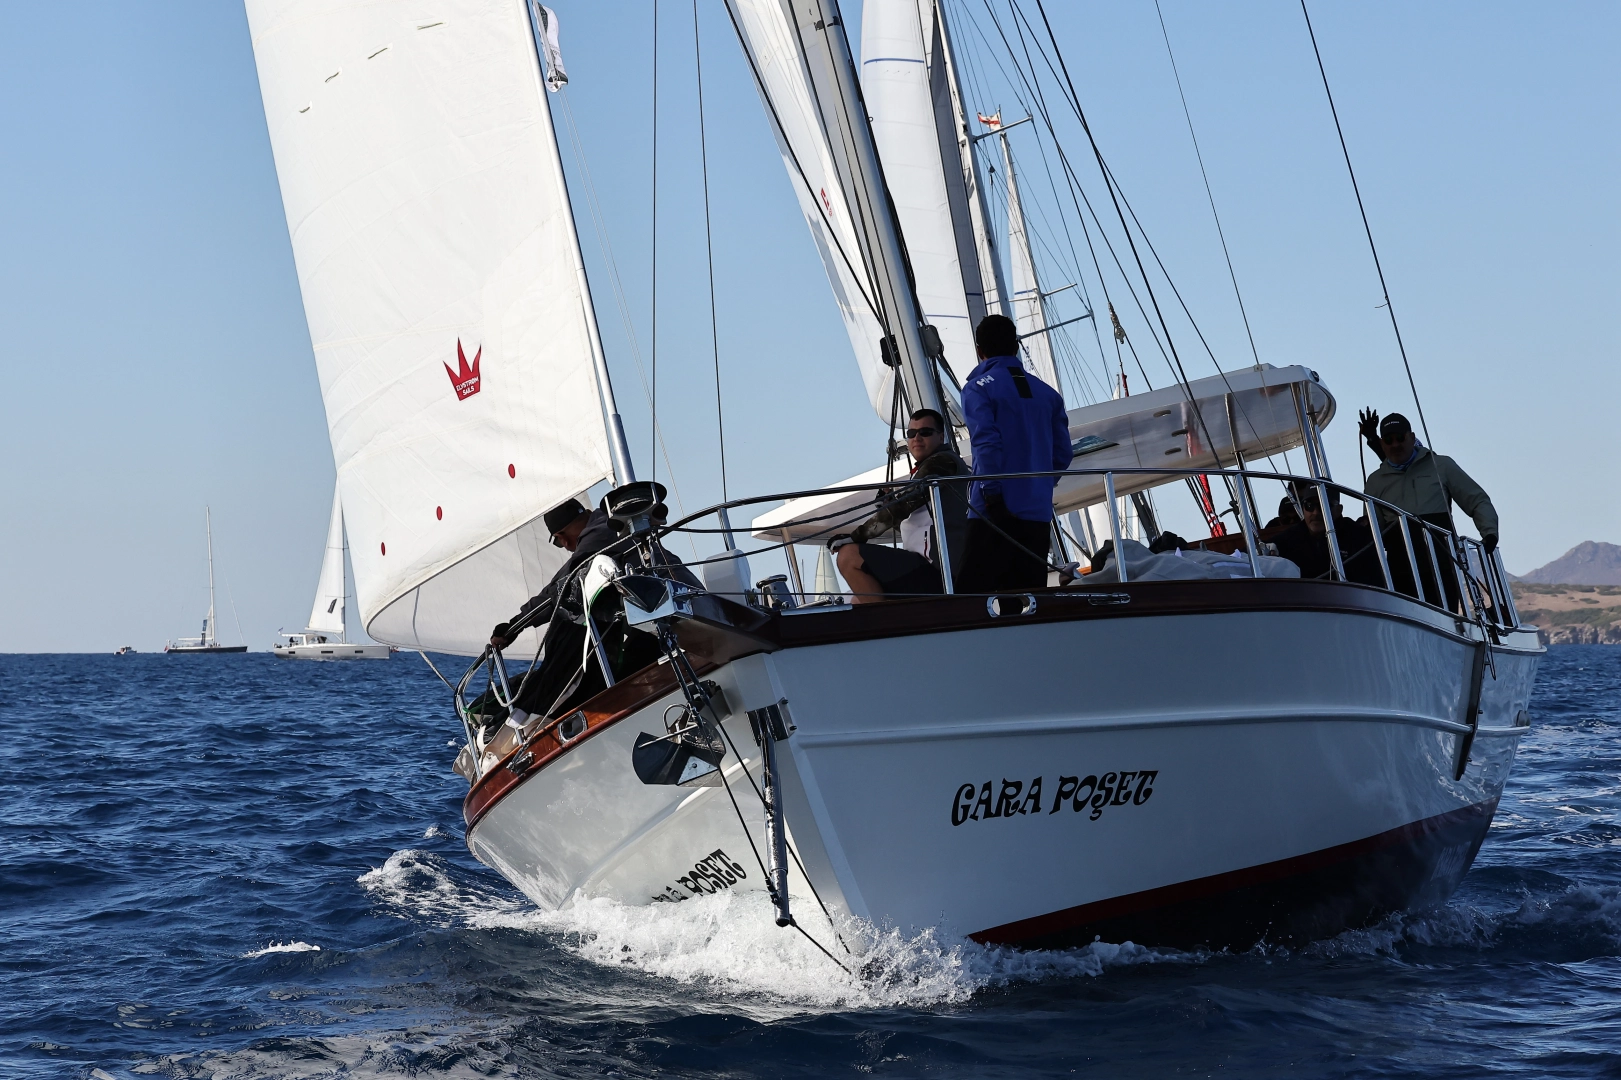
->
<box><xmin>273</xmin><ymin>487</ymin><xmax>391</xmax><ymax>660</ymax></box>
<box><xmin>245</xmin><ymin>0</ymin><xmax>1540</xmax><ymax>951</ymax></box>
<box><xmin>165</xmin><ymin>507</ymin><xmax>248</xmax><ymax>655</ymax></box>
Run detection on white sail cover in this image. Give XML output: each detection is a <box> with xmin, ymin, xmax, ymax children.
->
<box><xmin>246</xmin><ymin>0</ymin><xmax>614</xmax><ymax>655</ymax></box>
<box><xmin>306</xmin><ymin>485</ymin><xmax>347</xmax><ymax>636</ymax></box>
<box><xmin>725</xmin><ymin>0</ymin><xmax>894</xmax><ymax>417</ymax></box>
<box><xmin>862</xmin><ymin>0</ymin><xmax>977</xmax><ymax>384</ymax></box>
<box><xmin>995</xmin><ymin>126</ymin><xmax>1061</xmax><ymax>394</ymax></box>
<box><xmin>751</xmin><ymin>365</ymin><xmax>1335</xmax><ymax>541</ymax></box>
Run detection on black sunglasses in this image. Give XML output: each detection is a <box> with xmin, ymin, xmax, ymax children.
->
<box><xmin>904</xmin><ymin>426</ymin><xmax>939</xmax><ymax>439</ymax></box>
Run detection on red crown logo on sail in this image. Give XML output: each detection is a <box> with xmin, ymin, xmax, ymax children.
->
<box><xmin>444</xmin><ymin>340</ymin><xmax>482</xmax><ymax>401</ymax></box>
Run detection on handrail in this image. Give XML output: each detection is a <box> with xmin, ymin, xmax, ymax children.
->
<box><xmin>657</xmin><ymin>464</ymin><xmax>1526</xmax><ymax>632</ymax></box>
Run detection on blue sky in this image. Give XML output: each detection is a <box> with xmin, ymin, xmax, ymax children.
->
<box><xmin>1</xmin><ymin>1</ymin><xmax>1615</xmax><ymax>652</ymax></box>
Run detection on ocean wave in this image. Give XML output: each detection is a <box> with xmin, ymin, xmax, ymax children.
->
<box><xmin>240</xmin><ymin>941</ymin><xmax>322</xmax><ymax>959</ymax></box>
<box><xmin>357</xmin><ymin>848</ymin><xmax>1194</xmax><ymax>1010</ymax></box>
<box><xmin>1301</xmin><ymin>882</ymin><xmax>1621</xmax><ymax>961</ymax></box>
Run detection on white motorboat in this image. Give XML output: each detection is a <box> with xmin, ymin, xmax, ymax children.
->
<box><xmin>245</xmin><ymin>0</ymin><xmax>1538</xmax><ymax>952</ymax></box>
<box><xmin>166</xmin><ymin>507</ymin><xmax>248</xmax><ymax>655</ymax></box>
<box><xmin>273</xmin><ymin>487</ymin><xmax>390</xmax><ymax>660</ymax></box>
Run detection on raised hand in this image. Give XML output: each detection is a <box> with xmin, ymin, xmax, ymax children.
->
<box><xmin>1357</xmin><ymin>407</ymin><xmax>1381</xmax><ymax>444</ymax></box>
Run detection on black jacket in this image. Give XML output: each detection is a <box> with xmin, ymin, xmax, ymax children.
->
<box><xmin>507</xmin><ymin>508</ymin><xmax>621</xmax><ymax>632</ymax></box>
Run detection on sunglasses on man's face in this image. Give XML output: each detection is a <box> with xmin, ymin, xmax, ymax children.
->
<box><xmin>905</xmin><ymin>426</ymin><xmax>939</xmax><ymax>439</ymax></box>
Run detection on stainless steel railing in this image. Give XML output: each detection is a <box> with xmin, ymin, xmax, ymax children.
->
<box><xmin>660</xmin><ymin>465</ymin><xmax>1525</xmax><ymax>632</ymax></box>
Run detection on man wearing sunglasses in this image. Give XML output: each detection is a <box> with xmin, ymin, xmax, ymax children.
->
<box><xmin>829</xmin><ymin>408</ymin><xmax>968</xmax><ymax>603</ymax></box>
<box><xmin>1357</xmin><ymin>409</ymin><xmax>1498</xmax><ymax>610</ymax></box>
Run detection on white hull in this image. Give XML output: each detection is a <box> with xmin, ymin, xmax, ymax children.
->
<box><xmin>272</xmin><ymin>642</ymin><xmax>391</xmax><ymax>661</ymax></box>
<box><xmin>464</xmin><ymin>586</ymin><xmax>1540</xmax><ymax>948</ymax></box>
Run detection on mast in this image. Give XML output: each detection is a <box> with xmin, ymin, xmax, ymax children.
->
<box><xmin>781</xmin><ymin>0</ymin><xmax>946</xmax><ymax>420</ymax></box>
<box><xmin>990</xmin><ymin>117</ymin><xmax>1061</xmax><ymax>395</ymax></box>
<box><xmin>525</xmin><ymin>2</ymin><xmax>636</xmax><ymax>486</ymax></box>
<box><xmin>205</xmin><ymin>506</ymin><xmax>216</xmax><ymax>647</ymax></box>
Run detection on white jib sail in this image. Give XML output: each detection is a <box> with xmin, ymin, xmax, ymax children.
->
<box><xmin>306</xmin><ymin>485</ymin><xmax>347</xmax><ymax>637</ymax></box>
<box><xmin>246</xmin><ymin>0</ymin><xmax>614</xmax><ymax>655</ymax></box>
<box><xmin>862</xmin><ymin>0</ymin><xmax>977</xmax><ymax>385</ymax></box>
<box><xmin>724</xmin><ymin>0</ymin><xmax>894</xmax><ymax>417</ymax></box>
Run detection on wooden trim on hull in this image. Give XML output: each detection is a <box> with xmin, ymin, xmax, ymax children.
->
<box><xmin>972</xmin><ymin>799</ymin><xmax>1498</xmax><ymax>951</ymax></box>
<box><xmin>464</xmin><ymin>579</ymin><xmax>1538</xmax><ymax>833</ymax></box>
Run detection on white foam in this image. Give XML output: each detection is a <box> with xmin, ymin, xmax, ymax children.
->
<box><xmin>358</xmin><ymin>849</ymin><xmax>530</xmax><ymax>926</ymax></box>
<box><xmin>357</xmin><ymin>848</ymin><xmax>1192</xmax><ymax>1010</ymax></box>
<box><xmin>242</xmin><ymin>941</ymin><xmax>322</xmax><ymax>958</ymax></box>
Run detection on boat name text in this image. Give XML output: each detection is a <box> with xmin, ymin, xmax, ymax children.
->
<box><xmin>650</xmin><ymin>848</ymin><xmax>747</xmax><ymax>902</ymax></box>
<box><xmin>951</xmin><ymin>771</ymin><xmax>1158</xmax><ymax>826</ymax></box>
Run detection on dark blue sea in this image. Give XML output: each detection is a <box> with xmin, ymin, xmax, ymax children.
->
<box><xmin>4</xmin><ymin>647</ymin><xmax>1620</xmax><ymax>1079</ymax></box>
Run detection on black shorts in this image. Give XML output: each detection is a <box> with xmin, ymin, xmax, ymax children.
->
<box><xmin>852</xmin><ymin>543</ymin><xmax>942</xmax><ymax>597</ymax></box>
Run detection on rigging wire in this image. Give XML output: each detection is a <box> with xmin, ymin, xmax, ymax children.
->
<box><xmin>1153</xmin><ymin>0</ymin><xmax>1261</xmax><ymax>372</ymax></box>
<box><xmin>1152</xmin><ymin>2</ymin><xmax>1299</xmax><ymax>480</ymax></box>
<box><xmin>1300</xmin><ymin>0</ymin><xmax>1431</xmax><ymax>447</ymax></box>
<box><xmin>650</xmin><ymin>0</ymin><xmax>659</xmax><ymax>485</ymax></box>
<box><xmin>691</xmin><ymin>0</ymin><xmax>729</xmax><ymax>502</ymax></box>
<box><xmin>555</xmin><ymin>93</ymin><xmax>697</xmax><ymax>557</ymax></box>
<box><xmin>975</xmin><ymin>0</ymin><xmax>1171</xmax><ymax>399</ymax></box>
<box><xmin>1015</xmin><ymin>0</ymin><xmax>1295</xmax><ymax>496</ymax></box>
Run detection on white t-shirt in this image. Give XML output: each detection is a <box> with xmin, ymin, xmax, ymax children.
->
<box><xmin>899</xmin><ymin>503</ymin><xmax>932</xmax><ymax>558</ymax></box>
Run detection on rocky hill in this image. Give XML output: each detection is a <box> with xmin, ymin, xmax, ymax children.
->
<box><xmin>1511</xmin><ymin>582</ymin><xmax>1621</xmax><ymax>645</ymax></box>
<box><xmin>1517</xmin><ymin>541</ymin><xmax>1621</xmax><ymax>585</ymax></box>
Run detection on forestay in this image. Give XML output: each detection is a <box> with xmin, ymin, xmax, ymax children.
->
<box><xmin>306</xmin><ymin>486</ymin><xmax>346</xmax><ymax>637</ymax></box>
<box><xmin>245</xmin><ymin>0</ymin><xmax>613</xmax><ymax>655</ymax></box>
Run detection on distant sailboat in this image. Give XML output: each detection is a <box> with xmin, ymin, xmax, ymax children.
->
<box><xmin>165</xmin><ymin>507</ymin><xmax>248</xmax><ymax>655</ymax></box>
<box><xmin>273</xmin><ymin>488</ymin><xmax>390</xmax><ymax>660</ymax></box>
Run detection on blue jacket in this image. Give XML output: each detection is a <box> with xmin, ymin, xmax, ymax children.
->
<box><xmin>961</xmin><ymin>354</ymin><xmax>1073</xmax><ymax>521</ymax></box>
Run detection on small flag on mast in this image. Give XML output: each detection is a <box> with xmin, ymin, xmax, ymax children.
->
<box><xmin>531</xmin><ymin>3</ymin><xmax>568</xmax><ymax>92</ymax></box>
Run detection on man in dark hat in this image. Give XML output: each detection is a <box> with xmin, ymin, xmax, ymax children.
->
<box><xmin>1358</xmin><ymin>408</ymin><xmax>1498</xmax><ymax>608</ymax></box>
<box><xmin>489</xmin><ymin>498</ymin><xmax>618</xmax><ymax>650</ymax></box>
<box><xmin>486</xmin><ymin>496</ymin><xmax>626</xmax><ymax>718</ymax></box>
<box><xmin>956</xmin><ymin>313</ymin><xmax>1073</xmax><ymax>592</ymax></box>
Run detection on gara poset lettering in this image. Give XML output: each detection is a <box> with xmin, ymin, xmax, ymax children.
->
<box><xmin>951</xmin><ymin>771</ymin><xmax>1159</xmax><ymax>826</ymax></box>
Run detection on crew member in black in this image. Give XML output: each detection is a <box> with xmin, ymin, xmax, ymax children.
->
<box><xmin>1270</xmin><ymin>484</ymin><xmax>1380</xmax><ymax>585</ymax></box>
<box><xmin>488</xmin><ymin>498</ymin><xmax>658</xmax><ymax>720</ymax></box>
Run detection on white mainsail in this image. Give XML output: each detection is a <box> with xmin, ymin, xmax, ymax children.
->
<box><xmin>306</xmin><ymin>486</ymin><xmax>346</xmax><ymax>637</ymax></box>
<box><xmin>861</xmin><ymin>0</ymin><xmax>977</xmax><ymax>383</ymax></box>
<box><xmin>245</xmin><ymin>0</ymin><xmax>616</xmax><ymax>655</ymax></box>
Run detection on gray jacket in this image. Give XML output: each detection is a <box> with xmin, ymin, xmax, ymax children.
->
<box><xmin>1363</xmin><ymin>445</ymin><xmax>1498</xmax><ymax>540</ymax></box>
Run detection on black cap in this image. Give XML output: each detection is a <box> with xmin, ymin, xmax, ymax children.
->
<box><xmin>1378</xmin><ymin>413</ymin><xmax>1412</xmax><ymax>441</ymax></box>
<box><xmin>542</xmin><ymin>498</ymin><xmax>589</xmax><ymax>536</ymax></box>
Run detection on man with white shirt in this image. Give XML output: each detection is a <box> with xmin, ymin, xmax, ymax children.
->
<box><xmin>830</xmin><ymin>409</ymin><xmax>967</xmax><ymax>603</ymax></box>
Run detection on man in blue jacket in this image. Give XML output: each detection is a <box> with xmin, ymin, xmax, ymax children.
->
<box><xmin>956</xmin><ymin>314</ymin><xmax>1073</xmax><ymax>592</ymax></box>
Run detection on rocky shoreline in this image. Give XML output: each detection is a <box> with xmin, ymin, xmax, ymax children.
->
<box><xmin>1511</xmin><ymin>582</ymin><xmax>1621</xmax><ymax>646</ymax></box>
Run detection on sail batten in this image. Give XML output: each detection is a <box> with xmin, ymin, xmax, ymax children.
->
<box><xmin>247</xmin><ymin>0</ymin><xmax>614</xmax><ymax>655</ymax></box>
